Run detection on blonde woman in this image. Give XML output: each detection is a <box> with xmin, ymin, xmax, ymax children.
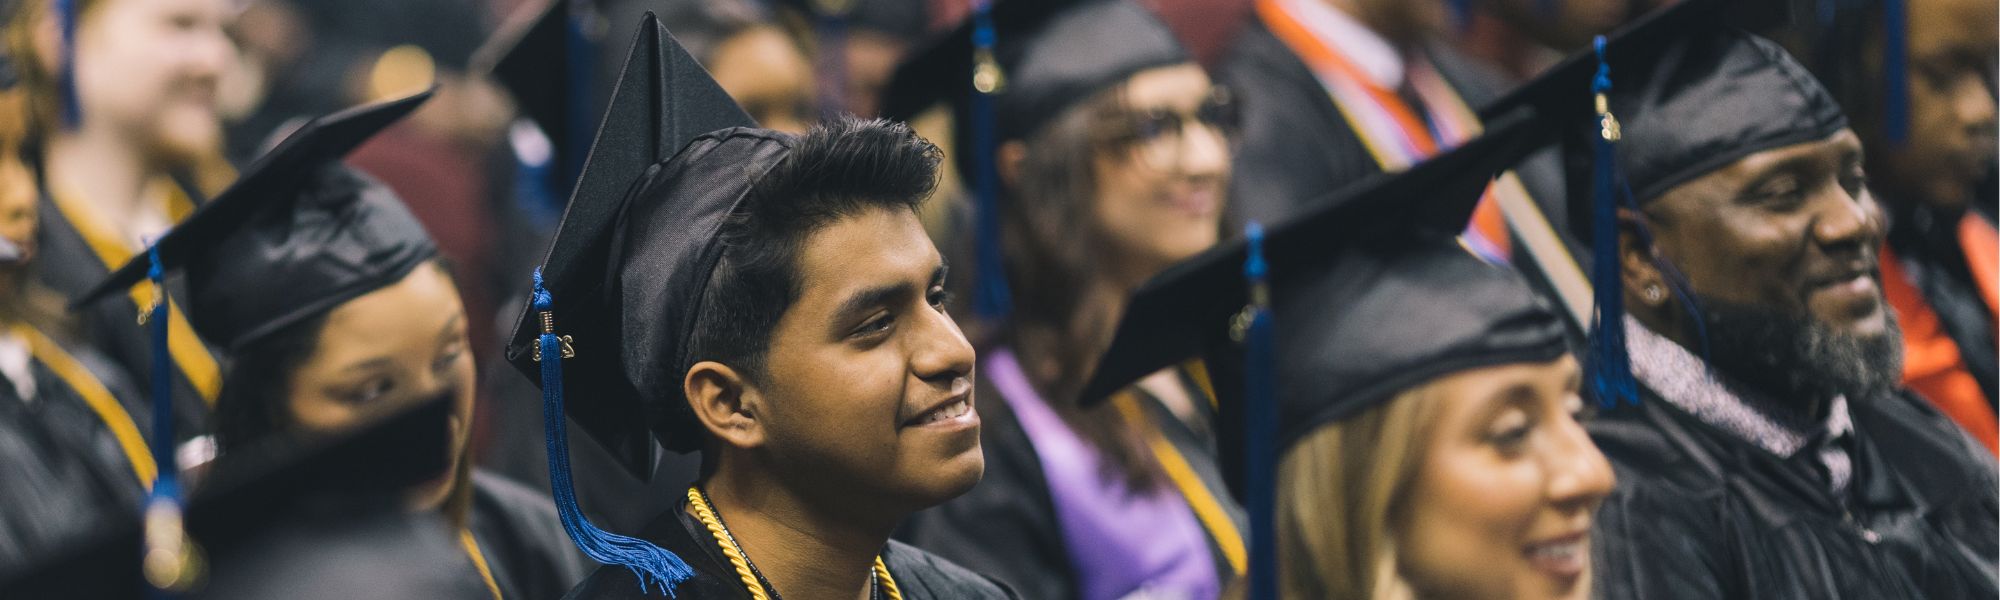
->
<box><xmin>1082</xmin><ymin>129</ymin><xmax>1615</xmax><ymax>600</ymax></box>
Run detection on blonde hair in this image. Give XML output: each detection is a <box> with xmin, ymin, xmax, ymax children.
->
<box><xmin>1277</xmin><ymin>383</ymin><xmax>1444</xmax><ymax>600</ymax></box>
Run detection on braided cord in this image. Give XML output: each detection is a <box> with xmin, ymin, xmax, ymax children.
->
<box><xmin>687</xmin><ymin>487</ymin><xmax>771</xmax><ymax>600</ymax></box>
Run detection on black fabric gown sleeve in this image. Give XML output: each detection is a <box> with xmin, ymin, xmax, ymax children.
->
<box><xmin>1218</xmin><ymin>22</ymin><xmax>1384</xmax><ymax>227</ymax></box>
<box><xmin>469</xmin><ymin>470</ymin><xmax>593</xmax><ymax>600</ymax></box>
<box><xmin>893</xmin><ymin>377</ymin><xmax>1077</xmax><ymax>600</ymax></box>
<box><xmin>880</xmin><ymin>540</ymin><xmax>1019</xmax><ymax>599</ymax></box>
<box><xmin>0</xmin><ymin>369</ymin><xmax>139</xmax><ymax>572</ymax></box>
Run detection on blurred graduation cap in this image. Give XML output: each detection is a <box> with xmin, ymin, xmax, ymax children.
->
<box><xmin>1477</xmin><ymin>0</ymin><xmax>1843</xmax><ymax>405</ymax></box>
<box><xmin>1078</xmin><ymin>113</ymin><xmax>1566</xmax><ymax>600</ymax></box>
<box><xmin>476</xmin><ymin>0</ymin><xmax>606</xmax><ymax>195</ymax></box>
<box><xmin>72</xmin><ymin>89</ymin><xmax>439</xmax><ymax>351</ymax></box>
<box><xmin>497</xmin><ymin>12</ymin><xmax>759</xmax><ymax>594</ymax></box>
<box><xmin>0</xmin><ymin>396</ymin><xmax>468</xmax><ymax>598</ymax></box>
<box><xmin>880</xmin><ymin>0</ymin><xmax>1192</xmax><ymax>320</ymax></box>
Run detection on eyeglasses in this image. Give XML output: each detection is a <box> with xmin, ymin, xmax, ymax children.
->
<box><xmin>1099</xmin><ymin>87</ymin><xmax>1241</xmax><ymax>171</ymax></box>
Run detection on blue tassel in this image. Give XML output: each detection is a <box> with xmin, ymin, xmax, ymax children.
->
<box><xmin>142</xmin><ymin>245</ymin><xmax>190</xmax><ymax>598</ymax></box>
<box><xmin>969</xmin><ymin>0</ymin><xmax>1012</xmax><ymax>322</ymax></box>
<box><xmin>1585</xmin><ymin>37</ymin><xmax>1639</xmax><ymax>408</ymax></box>
<box><xmin>1882</xmin><ymin>0</ymin><xmax>1908</xmax><ymax>145</ymax></box>
<box><xmin>1241</xmin><ymin>223</ymin><xmax>1278</xmax><ymax>600</ymax></box>
<box><xmin>532</xmin><ymin>269</ymin><xmax>694</xmax><ymax>597</ymax></box>
<box><xmin>55</xmin><ymin>0</ymin><xmax>80</xmax><ymax>129</ymax></box>
<box><xmin>1450</xmin><ymin>0</ymin><xmax>1473</xmax><ymax>33</ymax></box>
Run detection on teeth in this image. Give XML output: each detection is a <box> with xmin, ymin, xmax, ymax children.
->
<box><xmin>918</xmin><ymin>399</ymin><xmax>969</xmax><ymax>424</ymax></box>
<box><xmin>1527</xmin><ymin>542</ymin><xmax>1580</xmax><ymax>561</ymax></box>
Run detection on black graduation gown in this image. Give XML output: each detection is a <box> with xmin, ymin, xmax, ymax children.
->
<box><xmin>198</xmin><ymin>502</ymin><xmax>497</xmax><ymax>600</ymax></box>
<box><xmin>1218</xmin><ymin>21</ymin><xmax>1571</xmax><ymax>234</ymax></box>
<box><xmin>894</xmin><ymin>374</ymin><xmax>1243</xmax><ymax>600</ymax></box>
<box><xmin>36</xmin><ymin>186</ymin><xmax>216</xmax><ymax>441</ymax></box>
<box><xmin>0</xmin><ymin>335</ymin><xmax>149</xmax><ymax>571</ymax></box>
<box><xmin>562</xmin><ymin>499</ymin><xmax>1018</xmax><ymax>599</ymax></box>
<box><xmin>467</xmin><ymin>470</ymin><xmax>593</xmax><ymax>600</ymax></box>
<box><xmin>1588</xmin><ymin>388</ymin><xmax>1999</xmax><ymax>599</ymax></box>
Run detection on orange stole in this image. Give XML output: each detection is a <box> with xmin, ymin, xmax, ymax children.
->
<box><xmin>1881</xmin><ymin>246</ymin><xmax>1998</xmax><ymax>453</ymax></box>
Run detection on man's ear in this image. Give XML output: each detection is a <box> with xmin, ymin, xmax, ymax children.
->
<box><xmin>684</xmin><ymin>361</ymin><xmax>766</xmax><ymax>451</ymax></box>
<box><xmin>1616</xmin><ymin>207</ymin><xmax>1670</xmax><ymax>313</ymax></box>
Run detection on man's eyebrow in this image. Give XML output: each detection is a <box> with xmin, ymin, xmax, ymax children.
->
<box><xmin>834</xmin><ymin>283</ymin><xmax>912</xmax><ymax>322</ymax></box>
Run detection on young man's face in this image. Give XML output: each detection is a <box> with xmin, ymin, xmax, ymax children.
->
<box><xmin>749</xmin><ymin>205</ymin><xmax>983</xmax><ymax>512</ymax></box>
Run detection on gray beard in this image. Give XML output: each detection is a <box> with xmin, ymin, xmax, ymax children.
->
<box><xmin>1691</xmin><ymin>294</ymin><xmax>1905</xmax><ymax>408</ymax></box>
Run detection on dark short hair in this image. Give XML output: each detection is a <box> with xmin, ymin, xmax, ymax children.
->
<box><xmin>682</xmin><ymin>117</ymin><xmax>944</xmax><ymax>382</ymax></box>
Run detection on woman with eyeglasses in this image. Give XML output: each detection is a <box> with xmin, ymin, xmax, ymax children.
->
<box><xmin>883</xmin><ymin>2</ymin><xmax>1244</xmax><ymax>599</ymax></box>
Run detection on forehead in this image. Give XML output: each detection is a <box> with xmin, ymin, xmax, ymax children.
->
<box><xmin>1910</xmin><ymin>0</ymin><xmax>1999</xmax><ymax>56</ymax></box>
<box><xmin>1119</xmin><ymin>63</ymin><xmax>1211</xmax><ymax>110</ymax></box>
<box><xmin>311</xmin><ymin>265</ymin><xmax>464</xmax><ymax>361</ymax></box>
<box><xmin>789</xmin><ymin>206</ymin><xmax>937</xmax><ymax>299</ymax></box>
<box><xmin>1657</xmin><ymin>129</ymin><xmax>1861</xmax><ymax>203</ymax></box>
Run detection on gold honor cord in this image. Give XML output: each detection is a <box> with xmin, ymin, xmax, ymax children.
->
<box><xmin>458</xmin><ymin>528</ymin><xmax>504</xmax><ymax>600</ymax></box>
<box><xmin>16</xmin><ymin>323</ymin><xmax>158</xmax><ymax>487</ymax></box>
<box><xmin>686</xmin><ymin>487</ymin><xmax>902</xmax><ymax>600</ymax></box>
<box><xmin>1111</xmin><ymin>392</ymin><xmax>1249</xmax><ymax>576</ymax></box>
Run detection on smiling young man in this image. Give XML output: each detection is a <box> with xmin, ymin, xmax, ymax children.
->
<box><xmin>1491</xmin><ymin>5</ymin><xmax>1999</xmax><ymax>597</ymax></box>
<box><xmin>509</xmin><ymin>15</ymin><xmax>1011</xmax><ymax>600</ymax></box>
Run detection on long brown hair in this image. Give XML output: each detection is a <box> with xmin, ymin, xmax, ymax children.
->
<box><xmin>999</xmin><ymin>79</ymin><xmax>1165</xmax><ymax>489</ymax></box>
<box><xmin>0</xmin><ymin>74</ymin><xmax>72</xmax><ymax>333</ymax></box>
<box><xmin>1277</xmin><ymin>384</ymin><xmax>1441</xmax><ymax>600</ymax></box>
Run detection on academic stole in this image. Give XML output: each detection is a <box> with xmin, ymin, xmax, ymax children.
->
<box><xmin>45</xmin><ymin>182</ymin><xmax>221</xmax><ymax>404</ymax></box>
<box><xmin>1256</xmin><ymin>0</ymin><xmax>1594</xmax><ymax>326</ymax></box>
<box><xmin>14</xmin><ymin>323</ymin><xmax>157</xmax><ymax>487</ymax></box>
<box><xmin>1880</xmin><ymin>214</ymin><xmax>2000</xmax><ymax>454</ymax></box>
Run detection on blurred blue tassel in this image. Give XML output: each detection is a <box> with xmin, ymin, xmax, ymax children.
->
<box><xmin>1586</xmin><ymin>36</ymin><xmax>1639</xmax><ymax>408</ymax></box>
<box><xmin>56</xmin><ymin>0</ymin><xmax>80</xmax><ymax>128</ymax></box>
<box><xmin>1882</xmin><ymin>0</ymin><xmax>1908</xmax><ymax>145</ymax></box>
<box><xmin>970</xmin><ymin>0</ymin><xmax>1012</xmax><ymax>322</ymax></box>
<box><xmin>1241</xmin><ymin>222</ymin><xmax>1277</xmax><ymax>600</ymax></box>
<box><xmin>142</xmin><ymin>245</ymin><xmax>193</xmax><ymax>597</ymax></box>
<box><xmin>532</xmin><ymin>270</ymin><xmax>694</xmax><ymax>596</ymax></box>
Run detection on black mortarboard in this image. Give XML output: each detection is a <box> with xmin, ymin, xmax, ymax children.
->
<box><xmin>881</xmin><ymin>0</ymin><xmax>1190</xmax><ymax>319</ymax></box>
<box><xmin>1080</xmin><ymin>113</ymin><xmax>1568</xmax><ymax>445</ymax></box>
<box><xmin>501</xmin><ymin>11</ymin><xmax>755</xmax><ymax>477</ymax></box>
<box><xmin>73</xmin><ymin>90</ymin><xmax>438</xmax><ymax>351</ymax></box>
<box><xmin>1079</xmin><ymin>114</ymin><xmax>1567</xmax><ymax>600</ymax></box>
<box><xmin>477</xmin><ymin>0</ymin><xmax>605</xmax><ymax>192</ymax></box>
<box><xmin>0</xmin><ymin>397</ymin><xmax>470</xmax><ymax>599</ymax></box>
<box><xmin>498</xmin><ymin>12</ymin><xmax>762</xmax><ymax>595</ymax></box>
<box><xmin>1480</xmin><ymin>0</ymin><xmax>1832</xmax><ymax>214</ymax></box>
<box><xmin>883</xmin><ymin>0</ymin><xmax>1189</xmax><ymax>151</ymax></box>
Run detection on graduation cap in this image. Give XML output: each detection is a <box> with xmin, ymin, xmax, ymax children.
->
<box><xmin>497</xmin><ymin>12</ymin><xmax>758</xmax><ymax>595</ymax></box>
<box><xmin>1078</xmin><ymin>113</ymin><xmax>1564</xmax><ymax>600</ymax></box>
<box><xmin>0</xmin><ymin>396</ymin><xmax>470</xmax><ymax>598</ymax></box>
<box><xmin>1478</xmin><ymin>0</ymin><xmax>1843</xmax><ymax>405</ymax></box>
<box><xmin>476</xmin><ymin>0</ymin><xmax>604</xmax><ymax>194</ymax></box>
<box><xmin>72</xmin><ymin>89</ymin><xmax>439</xmax><ymax>351</ymax></box>
<box><xmin>880</xmin><ymin>0</ymin><xmax>1192</xmax><ymax>320</ymax></box>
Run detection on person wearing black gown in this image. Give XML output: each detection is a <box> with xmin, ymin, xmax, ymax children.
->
<box><xmin>501</xmin><ymin>14</ymin><xmax>1012</xmax><ymax>600</ymax></box>
<box><xmin>1492</xmin><ymin>1</ymin><xmax>2000</xmax><ymax>596</ymax></box>
<box><xmin>77</xmin><ymin>90</ymin><xmax>588</xmax><ymax>600</ymax></box>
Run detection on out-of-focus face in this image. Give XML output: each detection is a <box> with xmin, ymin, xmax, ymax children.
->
<box><xmin>1872</xmin><ymin>0</ymin><xmax>1998</xmax><ymax>211</ymax></box>
<box><xmin>1394</xmin><ymin>356</ymin><xmax>1613</xmax><ymax>600</ymax></box>
<box><xmin>1342</xmin><ymin>0</ymin><xmax>1447</xmax><ymax>46</ymax></box>
<box><xmin>285</xmin><ymin>262</ymin><xmax>476</xmax><ymax>511</ymax></box>
<box><xmin>1637</xmin><ymin>130</ymin><xmax>1888</xmax><ymax>339</ymax></box>
<box><xmin>740</xmin><ymin>207</ymin><xmax>982</xmax><ymax>513</ymax></box>
<box><xmin>708</xmin><ymin>25</ymin><xmax>815</xmax><ymax>134</ymax></box>
<box><xmin>69</xmin><ymin>0</ymin><xmax>233</xmax><ymax>166</ymax></box>
<box><xmin>1091</xmin><ymin>63</ymin><xmax>1233</xmax><ymax>285</ymax></box>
